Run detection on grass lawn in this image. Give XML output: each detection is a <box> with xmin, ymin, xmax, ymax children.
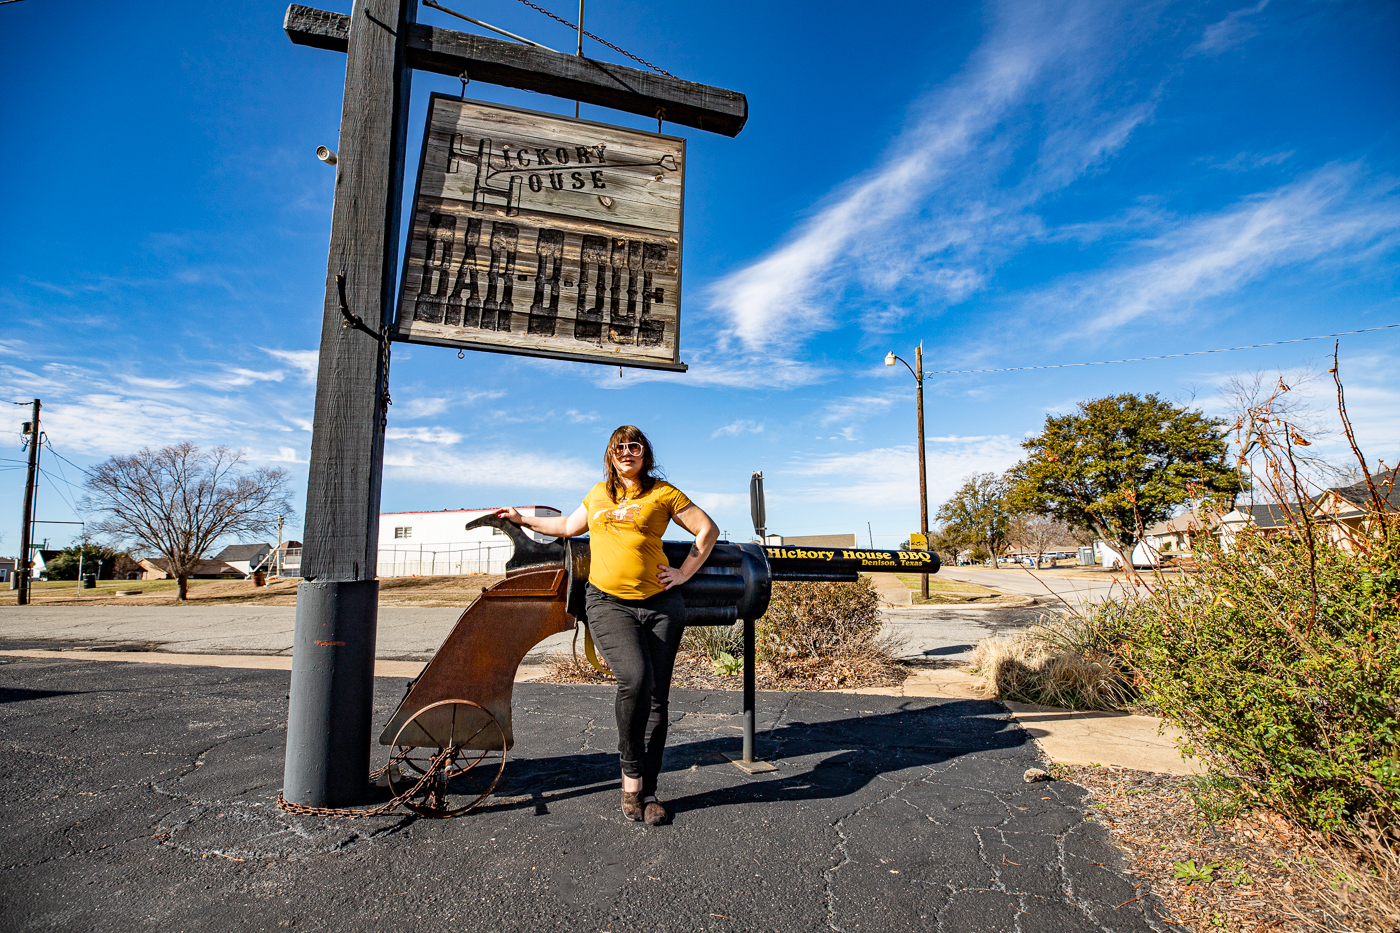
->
<box><xmin>889</xmin><ymin>572</ymin><xmax>1018</xmax><ymax>605</ymax></box>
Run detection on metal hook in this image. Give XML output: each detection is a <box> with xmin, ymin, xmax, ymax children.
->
<box><xmin>655</xmin><ymin>107</ymin><xmax>665</xmax><ymax>134</ymax></box>
<box><xmin>458</xmin><ymin>349</ymin><xmax>465</xmax><ymax>359</ymax></box>
<box><xmin>459</xmin><ymin>68</ymin><xmax>470</xmax><ymax>99</ymax></box>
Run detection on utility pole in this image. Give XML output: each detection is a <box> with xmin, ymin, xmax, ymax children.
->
<box><xmin>915</xmin><ymin>344</ymin><xmax>929</xmax><ymax>601</ymax></box>
<box><xmin>16</xmin><ymin>400</ymin><xmax>40</xmax><ymax>606</ymax></box>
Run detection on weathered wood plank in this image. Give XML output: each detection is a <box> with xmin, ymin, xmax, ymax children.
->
<box><xmin>301</xmin><ymin>0</ymin><xmax>415</xmax><ymax>583</ymax></box>
<box><xmin>284</xmin><ymin>4</ymin><xmax>749</xmax><ymax>137</ymax></box>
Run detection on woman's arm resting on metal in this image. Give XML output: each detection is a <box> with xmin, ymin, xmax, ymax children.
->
<box><xmin>656</xmin><ymin>504</ymin><xmax>719</xmax><ymax>590</ymax></box>
<box><xmin>497</xmin><ymin>504</ymin><xmax>588</xmax><ymax>538</ymax></box>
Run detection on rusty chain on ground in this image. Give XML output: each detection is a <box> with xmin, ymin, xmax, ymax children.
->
<box><xmin>506</xmin><ymin>0</ymin><xmax>674</xmax><ymax>76</ymax></box>
<box><xmin>275</xmin><ymin>746</ymin><xmax>455</xmax><ymax>819</ymax></box>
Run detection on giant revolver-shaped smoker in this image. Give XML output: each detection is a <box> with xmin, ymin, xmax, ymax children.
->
<box><xmin>375</xmin><ymin>515</ymin><xmax>939</xmax><ymax>814</ymax></box>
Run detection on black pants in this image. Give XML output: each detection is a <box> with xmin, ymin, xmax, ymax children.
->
<box><xmin>584</xmin><ymin>583</ymin><xmax>685</xmax><ymax>797</ymax></box>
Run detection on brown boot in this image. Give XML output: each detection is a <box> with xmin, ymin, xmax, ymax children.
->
<box><xmin>643</xmin><ymin>796</ymin><xmax>668</xmax><ymax>826</ymax></box>
<box><xmin>621</xmin><ymin>790</ymin><xmax>644</xmax><ymax>822</ymax></box>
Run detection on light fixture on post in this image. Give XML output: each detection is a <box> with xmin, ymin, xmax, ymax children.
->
<box><xmin>885</xmin><ymin>345</ymin><xmax>929</xmax><ymax>601</ymax></box>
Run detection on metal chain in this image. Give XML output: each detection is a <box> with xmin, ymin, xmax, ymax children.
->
<box><xmin>274</xmin><ymin>746</ymin><xmax>454</xmax><ymax>819</ymax></box>
<box><xmin>506</xmin><ymin>0</ymin><xmax>673</xmax><ymax>76</ymax></box>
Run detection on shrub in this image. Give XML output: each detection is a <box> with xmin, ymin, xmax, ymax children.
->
<box><xmin>757</xmin><ymin>578</ymin><xmax>904</xmax><ymax>684</ymax></box>
<box><xmin>1106</xmin><ymin>523</ymin><xmax>1400</xmax><ymax>832</ymax></box>
<box><xmin>758</xmin><ymin>578</ymin><xmax>881</xmax><ymax>661</ymax></box>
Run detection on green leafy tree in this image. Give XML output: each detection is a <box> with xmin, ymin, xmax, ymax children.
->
<box><xmin>935</xmin><ymin>472</ymin><xmax>1013</xmax><ymax>564</ymax></box>
<box><xmin>1007</xmin><ymin>394</ymin><xmax>1240</xmax><ymax>568</ymax></box>
<box><xmin>43</xmin><ymin>543</ymin><xmax>122</xmax><ymax>580</ymax></box>
<box><xmin>929</xmin><ymin>527</ymin><xmax>973</xmax><ymax>565</ymax></box>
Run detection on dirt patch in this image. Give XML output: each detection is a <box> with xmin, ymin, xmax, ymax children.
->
<box><xmin>1064</xmin><ymin>764</ymin><xmax>1400</xmax><ymax>932</ymax></box>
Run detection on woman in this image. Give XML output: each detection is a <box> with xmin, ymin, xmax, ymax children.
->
<box><xmin>498</xmin><ymin>425</ymin><xmax>718</xmax><ymax>825</ymax></box>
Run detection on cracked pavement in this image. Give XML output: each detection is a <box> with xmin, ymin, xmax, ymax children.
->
<box><xmin>0</xmin><ymin>657</ymin><xmax>1165</xmax><ymax>932</ymax></box>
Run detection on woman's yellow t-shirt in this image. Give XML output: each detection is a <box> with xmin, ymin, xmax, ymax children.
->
<box><xmin>583</xmin><ymin>480</ymin><xmax>693</xmax><ymax>600</ymax></box>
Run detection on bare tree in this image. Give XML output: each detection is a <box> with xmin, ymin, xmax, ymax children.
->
<box><xmin>81</xmin><ymin>443</ymin><xmax>294</xmax><ymax>600</ymax></box>
<box><xmin>1007</xmin><ymin>513</ymin><xmax>1072</xmax><ymax>567</ymax></box>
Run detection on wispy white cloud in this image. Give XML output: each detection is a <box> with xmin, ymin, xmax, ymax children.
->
<box><xmin>262</xmin><ymin>348</ymin><xmax>319</xmax><ymax>383</ymax></box>
<box><xmin>566</xmin><ymin>409</ymin><xmax>600</xmax><ymax>423</ymax></box>
<box><xmin>386</xmin><ymin>426</ymin><xmax>464</xmax><ymax>445</ymax></box>
<box><xmin>775</xmin><ymin>435</ymin><xmax>1026</xmax><ymax>512</ymax></box>
<box><xmin>820</xmin><ymin>394</ymin><xmax>897</xmax><ymax>425</ymax></box>
<box><xmin>596</xmin><ymin>352</ymin><xmax>834</xmax><ymax>390</ymax></box>
<box><xmin>704</xmin><ymin>0</ymin><xmax>1157</xmax><ymax>355</ymax></box>
<box><xmin>1194</xmin><ymin>0</ymin><xmax>1270</xmax><ymax>55</ymax></box>
<box><xmin>0</xmin><ymin>340</ymin><xmax>25</xmax><ymax>358</ymax></box>
<box><xmin>711</xmin><ymin>419</ymin><xmax>764</xmax><ymax>438</ymax></box>
<box><xmin>382</xmin><ymin>446</ymin><xmax>593</xmax><ymax>490</ymax></box>
<box><xmin>1211</xmin><ymin>150</ymin><xmax>1294</xmax><ymax>172</ymax></box>
<box><xmin>193</xmin><ymin>367</ymin><xmax>286</xmax><ymax>390</ymax></box>
<box><xmin>1024</xmin><ymin>164</ymin><xmax>1400</xmax><ymax>334</ymax></box>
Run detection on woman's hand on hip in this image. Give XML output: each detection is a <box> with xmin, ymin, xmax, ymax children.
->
<box><xmin>656</xmin><ymin>563</ymin><xmax>690</xmax><ymax>590</ymax></box>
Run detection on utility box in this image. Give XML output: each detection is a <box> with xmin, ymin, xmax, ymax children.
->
<box><xmin>1078</xmin><ymin>546</ymin><xmax>1096</xmax><ymax>566</ymax></box>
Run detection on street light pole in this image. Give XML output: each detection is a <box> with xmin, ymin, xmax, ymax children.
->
<box><xmin>915</xmin><ymin>345</ymin><xmax>928</xmax><ymax>601</ymax></box>
<box><xmin>886</xmin><ymin>348</ymin><xmax>930</xmax><ymax>600</ymax></box>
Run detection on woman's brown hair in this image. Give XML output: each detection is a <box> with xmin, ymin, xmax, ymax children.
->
<box><xmin>603</xmin><ymin>425</ymin><xmax>663</xmax><ymax>502</ymax></box>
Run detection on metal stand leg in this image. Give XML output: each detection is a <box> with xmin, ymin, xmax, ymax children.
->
<box><xmin>725</xmin><ymin>616</ymin><xmax>776</xmax><ymax>774</ymax></box>
<box><xmin>743</xmin><ymin>615</ymin><xmax>755</xmax><ymax>761</ymax></box>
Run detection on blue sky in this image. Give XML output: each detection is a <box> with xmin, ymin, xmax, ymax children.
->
<box><xmin>2</xmin><ymin>0</ymin><xmax>1398</xmax><ymax>554</ymax></box>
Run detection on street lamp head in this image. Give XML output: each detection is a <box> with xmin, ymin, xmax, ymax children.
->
<box><xmin>884</xmin><ymin>352</ymin><xmax>896</xmax><ymax>367</ymax></box>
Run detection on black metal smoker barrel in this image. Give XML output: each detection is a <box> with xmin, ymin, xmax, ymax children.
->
<box><xmin>567</xmin><ymin>536</ymin><xmax>940</xmax><ymax>769</ymax></box>
<box><xmin>467</xmin><ymin>515</ymin><xmax>941</xmax><ymax>769</ymax></box>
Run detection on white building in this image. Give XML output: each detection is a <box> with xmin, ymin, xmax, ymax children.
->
<box><xmin>377</xmin><ymin>506</ymin><xmax>561</xmax><ymax>577</ymax></box>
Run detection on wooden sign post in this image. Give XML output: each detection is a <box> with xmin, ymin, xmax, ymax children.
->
<box><xmin>281</xmin><ymin>0</ymin><xmax>746</xmax><ymax>807</ymax></box>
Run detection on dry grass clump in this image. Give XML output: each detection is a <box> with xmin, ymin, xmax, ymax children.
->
<box><xmin>968</xmin><ymin>614</ymin><xmax>1135</xmax><ymax>710</ymax></box>
<box><xmin>543</xmin><ymin>648</ymin><xmax>613</xmax><ymax>684</ymax></box>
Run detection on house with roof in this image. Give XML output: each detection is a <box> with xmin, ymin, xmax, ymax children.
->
<box><xmin>1142</xmin><ymin>510</ymin><xmax>1207</xmax><ymax>555</ymax></box>
<box><xmin>139</xmin><ymin>558</ymin><xmax>243</xmax><ymax>581</ymax></box>
<box><xmin>1310</xmin><ymin>468</ymin><xmax>1399</xmax><ymax>547</ymax></box>
<box><xmin>1215</xmin><ymin>503</ymin><xmax>1298</xmax><ymax>552</ymax></box>
<box><xmin>213</xmin><ymin>543</ymin><xmax>273</xmax><ymax>578</ymax></box>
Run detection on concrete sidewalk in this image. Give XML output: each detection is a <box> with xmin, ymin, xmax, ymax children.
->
<box><xmin>0</xmin><ymin>657</ymin><xmax>1168</xmax><ymax>933</ymax></box>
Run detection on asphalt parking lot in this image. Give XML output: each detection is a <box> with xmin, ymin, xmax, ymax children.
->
<box><xmin>0</xmin><ymin>656</ymin><xmax>1165</xmax><ymax>932</ymax></box>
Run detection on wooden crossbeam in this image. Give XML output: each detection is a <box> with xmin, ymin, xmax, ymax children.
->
<box><xmin>284</xmin><ymin>4</ymin><xmax>748</xmax><ymax>137</ymax></box>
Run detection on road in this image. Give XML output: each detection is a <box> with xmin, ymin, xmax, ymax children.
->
<box><xmin>936</xmin><ymin>566</ymin><xmax>1144</xmax><ymax>607</ymax></box>
<box><xmin>0</xmin><ymin>657</ymin><xmax>1164</xmax><ymax>932</ymax></box>
<box><xmin>1</xmin><ymin>600</ymin><xmax>1047</xmax><ymax>670</ymax></box>
<box><xmin>0</xmin><ymin>604</ymin><xmax>575</xmax><ymax>663</ymax></box>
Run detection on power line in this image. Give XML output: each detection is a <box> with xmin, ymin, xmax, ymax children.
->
<box><xmin>926</xmin><ymin>323</ymin><xmax>1400</xmax><ymax>375</ymax></box>
<box><xmin>39</xmin><ymin>470</ymin><xmax>81</xmax><ymax>515</ymax></box>
<box><xmin>504</xmin><ymin>0</ymin><xmax>673</xmax><ymax>75</ymax></box>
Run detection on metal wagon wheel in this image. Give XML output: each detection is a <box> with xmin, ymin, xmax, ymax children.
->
<box><xmin>387</xmin><ymin>699</ymin><xmax>507</xmax><ymax>818</ymax></box>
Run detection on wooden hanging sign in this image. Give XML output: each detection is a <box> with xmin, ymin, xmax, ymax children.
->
<box><xmin>394</xmin><ymin>94</ymin><xmax>687</xmax><ymax>371</ymax></box>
